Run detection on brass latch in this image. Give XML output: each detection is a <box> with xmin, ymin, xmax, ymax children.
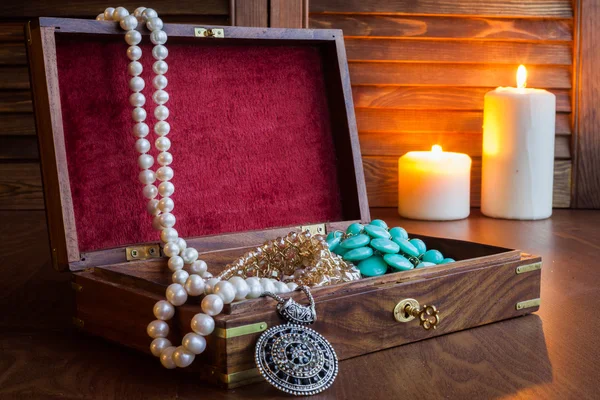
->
<box><xmin>394</xmin><ymin>298</ymin><xmax>441</xmax><ymax>330</ymax></box>
<box><xmin>300</xmin><ymin>223</ymin><xmax>326</xmax><ymax>236</ymax></box>
<box><xmin>126</xmin><ymin>244</ymin><xmax>161</xmax><ymax>261</ymax></box>
<box><xmin>194</xmin><ymin>28</ymin><xmax>224</xmax><ymax>38</ymax></box>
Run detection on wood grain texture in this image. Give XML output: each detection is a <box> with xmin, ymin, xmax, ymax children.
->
<box><xmin>0</xmin><ymin>67</ymin><xmax>30</xmax><ymax>89</ymax></box>
<box><xmin>0</xmin><ymin>91</ymin><xmax>33</xmax><ymax>113</ymax></box>
<box><xmin>231</xmin><ymin>0</ymin><xmax>268</xmax><ymax>27</ymax></box>
<box><xmin>0</xmin><ymin>113</ymin><xmax>36</xmax><ymax>135</ymax></box>
<box><xmin>0</xmin><ymin>163</ymin><xmax>44</xmax><ymax>210</ymax></box>
<box><xmin>0</xmin><ymin>43</ymin><xmax>27</xmax><ymax>65</ymax></box>
<box><xmin>345</xmin><ymin>39</ymin><xmax>572</xmax><ymax>64</ymax></box>
<box><xmin>310</xmin><ymin>14</ymin><xmax>573</xmax><ymax>41</ymax></box>
<box><xmin>0</xmin><ymin>23</ymin><xmax>25</xmax><ymax>42</ymax></box>
<box><xmin>349</xmin><ymin>63</ymin><xmax>572</xmax><ymax>88</ymax></box>
<box><xmin>269</xmin><ymin>0</ymin><xmax>305</xmax><ymax>28</ymax></box>
<box><xmin>0</xmin><ymin>135</ymin><xmax>39</xmax><ymax>159</ymax></box>
<box><xmin>310</xmin><ymin>0</ymin><xmax>574</xmax><ymax>17</ymax></box>
<box><xmin>363</xmin><ymin>156</ymin><xmax>571</xmax><ymax>208</ymax></box>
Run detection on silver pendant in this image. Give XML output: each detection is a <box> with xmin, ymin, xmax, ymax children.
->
<box><xmin>255</xmin><ymin>286</ymin><xmax>338</xmax><ymax>396</ymax></box>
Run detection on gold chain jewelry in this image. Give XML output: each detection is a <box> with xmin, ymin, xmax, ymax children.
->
<box><xmin>218</xmin><ymin>230</ymin><xmax>361</xmax><ymax>286</ymax></box>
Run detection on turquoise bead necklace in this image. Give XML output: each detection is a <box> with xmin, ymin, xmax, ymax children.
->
<box><xmin>326</xmin><ymin>220</ymin><xmax>455</xmax><ymax>278</ymax></box>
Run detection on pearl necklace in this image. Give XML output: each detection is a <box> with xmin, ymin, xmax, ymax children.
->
<box><xmin>95</xmin><ymin>6</ymin><xmax>334</xmax><ymax>370</ymax></box>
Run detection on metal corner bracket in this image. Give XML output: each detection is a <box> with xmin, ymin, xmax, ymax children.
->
<box><xmin>516</xmin><ymin>262</ymin><xmax>542</xmax><ymax>274</ymax></box>
<box><xmin>516</xmin><ymin>298</ymin><xmax>541</xmax><ymax>310</ymax></box>
<box><xmin>214</xmin><ymin>322</ymin><xmax>268</xmax><ymax>339</ymax></box>
<box><xmin>126</xmin><ymin>244</ymin><xmax>161</xmax><ymax>261</ymax></box>
<box><xmin>300</xmin><ymin>223</ymin><xmax>326</xmax><ymax>236</ymax></box>
<box><xmin>194</xmin><ymin>28</ymin><xmax>224</xmax><ymax>38</ymax></box>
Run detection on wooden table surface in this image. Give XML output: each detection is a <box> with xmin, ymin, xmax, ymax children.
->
<box><xmin>1</xmin><ymin>208</ymin><xmax>599</xmax><ymax>399</ymax></box>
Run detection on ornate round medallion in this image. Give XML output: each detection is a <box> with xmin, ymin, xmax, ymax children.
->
<box><xmin>255</xmin><ymin>324</ymin><xmax>338</xmax><ymax>396</ymax></box>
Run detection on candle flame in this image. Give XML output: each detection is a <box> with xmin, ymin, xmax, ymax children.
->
<box><xmin>516</xmin><ymin>65</ymin><xmax>527</xmax><ymax>89</ymax></box>
<box><xmin>432</xmin><ymin>144</ymin><xmax>443</xmax><ymax>153</ymax></box>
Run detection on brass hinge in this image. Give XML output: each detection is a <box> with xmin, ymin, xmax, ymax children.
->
<box><xmin>516</xmin><ymin>298</ymin><xmax>541</xmax><ymax>310</ymax></box>
<box><xmin>214</xmin><ymin>322</ymin><xmax>268</xmax><ymax>339</ymax></box>
<box><xmin>300</xmin><ymin>223</ymin><xmax>326</xmax><ymax>236</ymax></box>
<box><xmin>72</xmin><ymin>317</ymin><xmax>85</xmax><ymax>328</ymax></box>
<box><xmin>210</xmin><ymin>367</ymin><xmax>261</xmax><ymax>385</ymax></box>
<box><xmin>516</xmin><ymin>262</ymin><xmax>542</xmax><ymax>274</ymax></box>
<box><xmin>194</xmin><ymin>28</ymin><xmax>224</xmax><ymax>38</ymax></box>
<box><xmin>126</xmin><ymin>244</ymin><xmax>161</xmax><ymax>261</ymax></box>
<box><xmin>70</xmin><ymin>282</ymin><xmax>83</xmax><ymax>292</ymax></box>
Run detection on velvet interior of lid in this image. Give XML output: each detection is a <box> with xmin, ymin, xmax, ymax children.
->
<box><xmin>55</xmin><ymin>34</ymin><xmax>344</xmax><ymax>252</ymax></box>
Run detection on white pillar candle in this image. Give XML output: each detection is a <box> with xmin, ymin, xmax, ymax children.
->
<box><xmin>482</xmin><ymin>65</ymin><xmax>556</xmax><ymax>220</ymax></box>
<box><xmin>398</xmin><ymin>145</ymin><xmax>471</xmax><ymax>220</ymax></box>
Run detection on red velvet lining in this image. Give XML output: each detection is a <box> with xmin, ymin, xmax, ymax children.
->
<box><xmin>55</xmin><ymin>35</ymin><xmax>343</xmax><ymax>252</ymax></box>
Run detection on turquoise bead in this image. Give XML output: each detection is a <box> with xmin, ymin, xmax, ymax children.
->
<box><xmin>389</xmin><ymin>227</ymin><xmax>408</xmax><ymax>241</ymax></box>
<box><xmin>340</xmin><ymin>234</ymin><xmax>370</xmax><ymax>249</ymax></box>
<box><xmin>391</xmin><ymin>238</ymin><xmax>420</xmax><ymax>257</ymax></box>
<box><xmin>326</xmin><ymin>231</ymin><xmax>342</xmax><ymax>241</ymax></box>
<box><xmin>364</xmin><ymin>224</ymin><xmax>391</xmax><ymax>239</ymax></box>
<box><xmin>370</xmin><ymin>219</ymin><xmax>388</xmax><ymax>229</ymax></box>
<box><xmin>422</xmin><ymin>249</ymin><xmax>444</xmax><ymax>264</ymax></box>
<box><xmin>346</xmin><ymin>223</ymin><xmax>364</xmax><ymax>235</ymax></box>
<box><xmin>326</xmin><ymin>235</ymin><xmax>342</xmax><ymax>252</ymax></box>
<box><xmin>409</xmin><ymin>238</ymin><xmax>427</xmax><ymax>255</ymax></box>
<box><xmin>370</xmin><ymin>238</ymin><xmax>400</xmax><ymax>254</ymax></box>
<box><xmin>357</xmin><ymin>255</ymin><xmax>388</xmax><ymax>277</ymax></box>
<box><xmin>343</xmin><ymin>246</ymin><xmax>373</xmax><ymax>262</ymax></box>
<box><xmin>440</xmin><ymin>258</ymin><xmax>456</xmax><ymax>264</ymax></box>
<box><xmin>416</xmin><ymin>262</ymin><xmax>436</xmax><ymax>268</ymax></box>
<box><xmin>334</xmin><ymin>246</ymin><xmax>348</xmax><ymax>256</ymax></box>
<box><xmin>383</xmin><ymin>254</ymin><xmax>413</xmax><ymax>271</ymax></box>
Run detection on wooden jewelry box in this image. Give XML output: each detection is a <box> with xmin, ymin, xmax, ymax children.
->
<box><xmin>27</xmin><ymin>17</ymin><xmax>542</xmax><ymax>389</ymax></box>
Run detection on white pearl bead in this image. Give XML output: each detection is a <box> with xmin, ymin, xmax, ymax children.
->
<box><xmin>147</xmin><ymin>17</ymin><xmax>164</xmax><ymax>31</ymax></box>
<box><xmin>142</xmin><ymin>8</ymin><xmax>158</xmax><ymax>21</ymax></box>
<box><xmin>177</xmin><ymin>238</ymin><xmax>187</xmax><ymax>252</ymax></box>
<box><xmin>153</xmin><ymin>90</ymin><xmax>169</xmax><ymax>105</ymax></box>
<box><xmin>160</xmin><ymin>346</ymin><xmax>177</xmax><ymax>369</ymax></box>
<box><xmin>184</xmin><ymin>274</ymin><xmax>205</xmax><ymax>296</ymax></box>
<box><xmin>143</xmin><ymin>184</ymin><xmax>158</xmax><ymax>199</ymax></box>
<box><xmin>150</xmin><ymin>30</ymin><xmax>168</xmax><ymax>45</ymax></box>
<box><xmin>287</xmin><ymin>282</ymin><xmax>298</xmax><ymax>291</ymax></box>
<box><xmin>152</xmin><ymin>215</ymin><xmax>164</xmax><ymax>230</ymax></box>
<box><xmin>112</xmin><ymin>6</ymin><xmax>129</xmax><ymax>21</ymax></box>
<box><xmin>214</xmin><ymin>281</ymin><xmax>236</xmax><ymax>304</ymax></box>
<box><xmin>201</xmin><ymin>271</ymin><xmax>213</xmax><ymax>279</ymax></box>
<box><xmin>125</xmin><ymin>29</ymin><xmax>142</xmax><ymax>45</ymax></box>
<box><xmin>132</xmin><ymin>107</ymin><xmax>147</xmax><ymax>122</ymax></box>
<box><xmin>246</xmin><ymin>277</ymin><xmax>260</xmax><ymax>286</ymax></box>
<box><xmin>247</xmin><ymin>283</ymin><xmax>263</xmax><ymax>299</ymax></box>
<box><xmin>133</xmin><ymin>122</ymin><xmax>149</xmax><ymax>137</ymax></box>
<box><xmin>153</xmin><ymin>75</ymin><xmax>168</xmax><ymax>89</ymax></box>
<box><xmin>154</xmin><ymin>105</ymin><xmax>169</xmax><ymax>121</ymax></box>
<box><xmin>166</xmin><ymin>283</ymin><xmax>187</xmax><ymax>306</ymax></box>
<box><xmin>103</xmin><ymin>7</ymin><xmax>115</xmax><ymax>21</ymax></box>
<box><xmin>182</xmin><ymin>332</ymin><xmax>206</xmax><ymax>354</ymax></box>
<box><xmin>155</xmin><ymin>137</ymin><xmax>171</xmax><ymax>151</ymax></box>
<box><xmin>172</xmin><ymin>345</ymin><xmax>195</xmax><ymax>368</ymax></box>
<box><xmin>147</xmin><ymin>199</ymin><xmax>160</xmax><ymax>215</ymax></box>
<box><xmin>229</xmin><ymin>276</ymin><xmax>250</xmax><ymax>300</ymax></box>
<box><xmin>159</xmin><ymin>212</ymin><xmax>176</xmax><ymax>228</ymax></box>
<box><xmin>161</xmin><ymin>227</ymin><xmax>178</xmax><ymax>243</ymax></box>
<box><xmin>152</xmin><ymin>44</ymin><xmax>168</xmax><ymax>60</ymax></box>
<box><xmin>138</xmin><ymin>154</ymin><xmax>154</xmax><ymax>169</ymax></box>
<box><xmin>153</xmin><ymin>300</ymin><xmax>175</xmax><ymax>320</ymax></box>
<box><xmin>150</xmin><ymin>337</ymin><xmax>171</xmax><ymax>357</ymax></box>
<box><xmin>201</xmin><ymin>294</ymin><xmax>224</xmax><ymax>316</ymax></box>
<box><xmin>182</xmin><ymin>247</ymin><xmax>199</xmax><ymax>264</ymax></box>
<box><xmin>128</xmin><ymin>61</ymin><xmax>143</xmax><ymax>76</ymax></box>
<box><xmin>127</xmin><ymin>45</ymin><xmax>142</xmax><ymax>61</ymax></box>
<box><xmin>163</xmin><ymin>242</ymin><xmax>181</xmax><ymax>257</ymax></box>
<box><xmin>158</xmin><ymin>181</ymin><xmax>175</xmax><ymax>197</ymax></box>
<box><xmin>133</xmin><ymin>7</ymin><xmax>147</xmax><ymax>19</ymax></box>
<box><xmin>147</xmin><ymin>319</ymin><xmax>169</xmax><ymax>338</ymax></box>
<box><xmin>260</xmin><ymin>278</ymin><xmax>276</xmax><ymax>293</ymax></box>
<box><xmin>120</xmin><ymin>15</ymin><xmax>138</xmax><ymax>30</ymax></box>
<box><xmin>204</xmin><ymin>277</ymin><xmax>220</xmax><ymax>295</ymax></box>
<box><xmin>130</xmin><ymin>92</ymin><xmax>145</xmax><ymax>107</ymax></box>
<box><xmin>172</xmin><ymin>269</ymin><xmax>189</xmax><ymax>285</ymax></box>
<box><xmin>191</xmin><ymin>313</ymin><xmax>215</xmax><ymax>336</ymax></box>
<box><xmin>129</xmin><ymin>76</ymin><xmax>145</xmax><ymax>92</ymax></box>
<box><xmin>158</xmin><ymin>197</ymin><xmax>175</xmax><ymax>213</ymax></box>
<box><xmin>156</xmin><ymin>166</ymin><xmax>174</xmax><ymax>181</ymax></box>
<box><xmin>135</xmin><ymin>138</ymin><xmax>150</xmax><ymax>153</ymax></box>
<box><xmin>139</xmin><ymin>169</ymin><xmax>156</xmax><ymax>185</ymax></box>
<box><xmin>274</xmin><ymin>281</ymin><xmax>290</xmax><ymax>293</ymax></box>
<box><xmin>153</xmin><ymin>60</ymin><xmax>169</xmax><ymax>75</ymax></box>
<box><xmin>154</xmin><ymin>121</ymin><xmax>170</xmax><ymax>136</ymax></box>
<box><xmin>157</xmin><ymin>151</ymin><xmax>173</xmax><ymax>166</ymax></box>
<box><xmin>190</xmin><ymin>260</ymin><xmax>208</xmax><ymax>275</ymax></box>
<box><xmin>96</xmin><ymin>14</ymin><xmax>105</xmax><ymax>21</ymax></box>
<box><xmin>168</xmin><ymin>255</ymin><xmax>184</xmax><ymax>271</ymax></box>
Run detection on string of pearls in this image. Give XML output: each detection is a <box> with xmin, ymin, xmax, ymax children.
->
<box><xmin>96</xmin><ymin>7</ymin><xmax>299</xmax><ymax>369</ymax></box>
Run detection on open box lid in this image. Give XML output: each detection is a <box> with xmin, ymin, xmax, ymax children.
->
<box><xmin>27</xmin><ymin>18</ymin><xmax>369</xmax><ymax>272</ymax></box>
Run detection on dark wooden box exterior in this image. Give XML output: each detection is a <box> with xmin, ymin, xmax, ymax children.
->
<box><xmin>27</xmin><ymin>18</ymin><xmax>541</xmax><ymax>389</ymax></box>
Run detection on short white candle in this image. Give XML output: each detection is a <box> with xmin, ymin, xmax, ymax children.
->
<box><xmin>482</xmin><ymin>65</ymin><xmax>556</xmax><ymax>220</ymax></box>
<box><xmin>398</xmin><ymin>145</ymin><xmax>472</xmax><ymax>220</ymax></box>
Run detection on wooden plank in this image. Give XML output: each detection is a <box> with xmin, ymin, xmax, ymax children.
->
<box><xmin>0</xmin><ymin>67</ymin><xmax>30</xmax><ymax>89</ymax></box>
<box><xmin>352</xmin><ymin>86</ymin><xmax>571</xmax><ymax>112</ymax></box>
<box><xmin>231</xmin><ymin>0</ymin><xmax>268</xmax><ymax>27</ymax></box>
<box><xmin>0</xmin><ymin>23</ymin><xmax>26</xmax><ymax>42</ymax></box>
<box><xmin>573</xmin><ymin>0</ymin><xmax>600</xmax><ymax>208</ymax></box>
<box><xmin>0</xmin><ymin>114</ymin><xmax>36</xmax><ymax>136</ymax></box>
<box><xmin>349</xmin><ymin>63</ymin><xmax>572</xmax><ymax>88</ymax></box>
<box><xmin>356</xmin><ymin>109</ymin><xmax>571</xmax><ymax>134</ymax></box>
<box><xmin>363</xmin><ymin>156</ymin><xmax>571</xmax><ymax>208</ymax></box>
<box><xmin>270</xmin><ymin>0</ymin><xmax>304</xmax><ymax>28</ymax></box>
<box><xmin>0</xmin><ymin>43</ymin><xmax>27</xmax><ymax>66</ymax></box>
<box><xmin>0</xmin><ymin>135</ymin><xmax>39</xmax><ymax>159</ymax></box>
<box><xmin>310</xmin><ymin>0</ymin><xmax>573</xmax><ymax>18</ymax></box>
<box><xmin>0</xmin><ymin>1</ymin><xmax>229</xmax><ymax>18</ymax></box>
<box><xmin>310</xmin><ymin>14</ymin><xmax>573</xmax><ymax>41</ymax></box>
<box><xmin>345</xmin><ymin>39</ymin><xmax>572</xmax><ymax>65</ymax></box>
<box><xmin>359</xmin><ymin>132</ymin><xmax>571</xmax><ymax>159</ymax></box>
<box><xmin>0</xmin><ymin>163</ymin><xmax>44</xmax><ymax>210</ymax></box>
<box><xmin>0</xmin><ymin>91</ymin><xmax>32</xmax><ymax>113</ymax></box>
